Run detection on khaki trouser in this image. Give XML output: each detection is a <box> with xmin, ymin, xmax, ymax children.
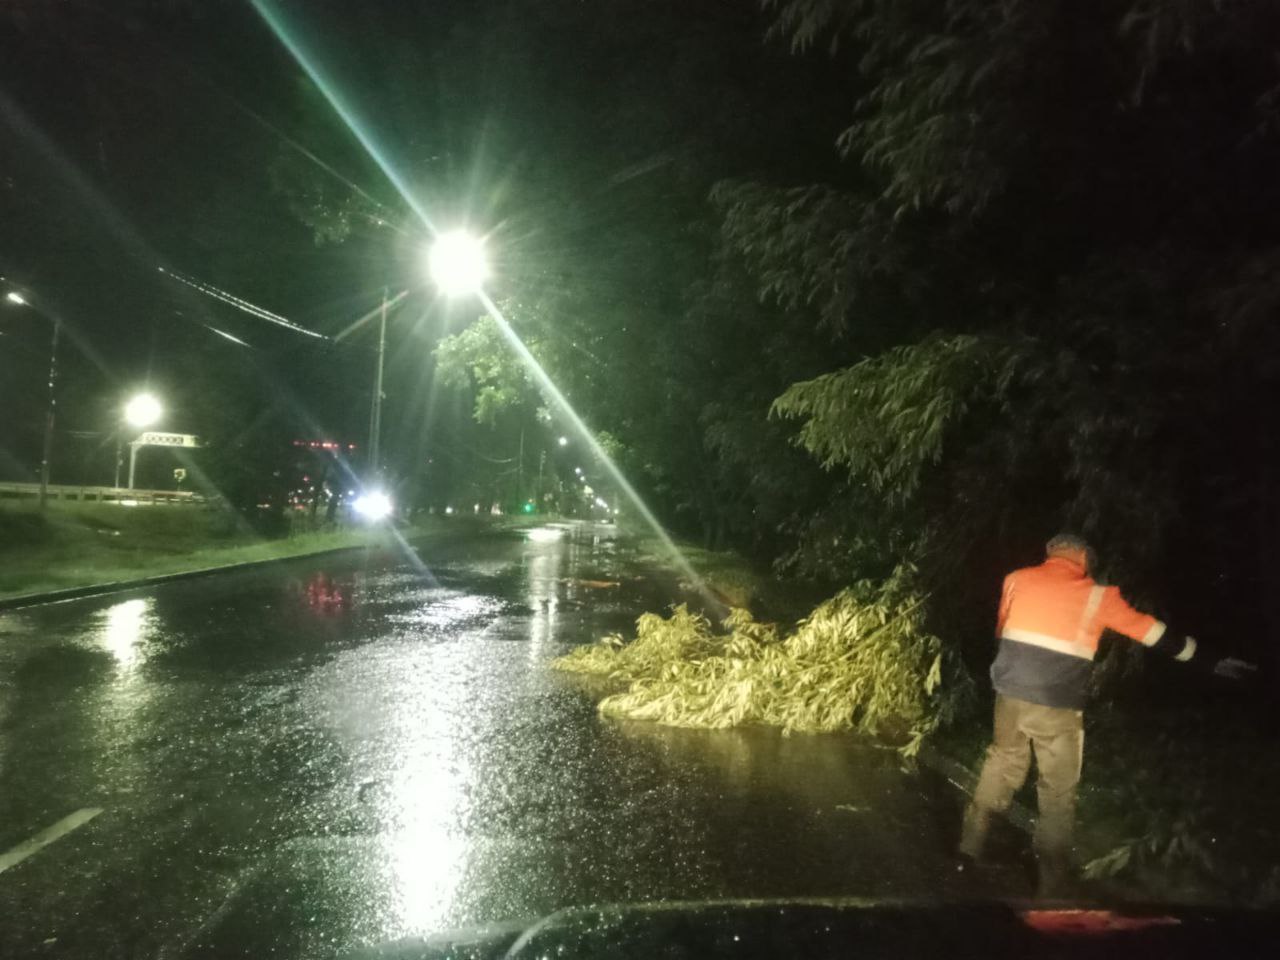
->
<box><xmin>959</xmin><ymin>694</ymin><xmax>1084</xmax><ymax>865</ymax></box>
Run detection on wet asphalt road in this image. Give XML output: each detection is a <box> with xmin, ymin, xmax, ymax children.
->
<box><xmin>0</xmin><ymin>521</ymin><xmax>1021</xmax><ymax>958</ymax></box>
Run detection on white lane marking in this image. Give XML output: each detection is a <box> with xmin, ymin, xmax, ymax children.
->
<box><xmin>0</xmin><ymin>808</ymin><xmax>103</xmax><ymax>875</ymax></box>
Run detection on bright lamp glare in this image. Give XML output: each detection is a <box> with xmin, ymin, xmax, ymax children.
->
<box><xmin>557</xmin><ymin>436</ymin><xmax>568</xmax><ymax>447</ymax></box>
<box><xmin>5</xmin><ymin>291</ymin><xmax>27</xmax><ymax>305</ymax></box>
<box><xmin>428</xmin><ymin>230</ymin><xmax>489</xmax><ymax>297</ymax></box>
<box><xmin>526</xmin><ymin>526</ymin><xmax>564</xmax><ymax>543</ymax></box>
<box><xmin>354</xmin><ymin>491</ymin><xmax>392</xmax><ymax>520</ymax></box>
<box><xmin>124</xmin><ymin>393</ymin><xmax>162</xmax><ymax>428</ymax></box>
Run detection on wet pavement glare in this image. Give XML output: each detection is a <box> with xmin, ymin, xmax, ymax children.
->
<box><xmin>0</xmin><ymin>522</ymin><xmax>1000</xmax><ymax>958</ymax></box>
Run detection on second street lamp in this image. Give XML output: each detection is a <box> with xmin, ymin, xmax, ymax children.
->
<box><xmin>116</xmin><ymin>393</ymin><xmax>163</xmax><ymax>489</ymax></box>
<box><xmin>125</xmin><ymin>393</ymin><xmax>162</xmax><ymax>429</ymax></box>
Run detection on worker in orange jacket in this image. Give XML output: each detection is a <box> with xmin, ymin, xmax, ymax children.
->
<box><xmin>958</xmin><ymin>533</ymin><xmax>1253</xmax><ymax>896</ymax></box>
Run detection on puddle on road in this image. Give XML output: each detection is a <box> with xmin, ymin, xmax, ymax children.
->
<box><xmin>0</xmin><ymin>523</ymin><xmax>995</xmax><ymax>960</ymax></box>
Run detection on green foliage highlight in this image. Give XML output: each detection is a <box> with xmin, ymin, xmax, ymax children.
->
<box><xmin>771</xmin><ymin>334</ymin><xmax>1027</xmax><ymax>503</ymax></box>
<box><xmin>434</xmin><ymin>316</ymin><xmax>538</xmax><ymax>426</ymax></box>
<box><xmin>554</xmin><ymin>564</ymin><xmax>972</xmax><ymax>755</ymax></box>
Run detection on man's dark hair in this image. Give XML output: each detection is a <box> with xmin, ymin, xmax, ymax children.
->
<box><xmin>1046</xmin><ymin>533</ymin><xmax>1096</xmax><ymax>573</ymax></box>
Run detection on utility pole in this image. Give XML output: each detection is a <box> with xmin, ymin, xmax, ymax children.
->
<box><xmin>38</xmin><ymin>318</ymin><xmax>60</xmax><ymax>509</ymax></box>
<box><xmin>368</xmin><ymin>288</ymin><xmax>387</xmax><ymax>480</ymax></box>
<box><xmin>516</xmin><ymin>426</ymin><xmax>524</xmax><ymax>509</ymax></box>
<box><xmin>128</xmin><ymin>440</ymin><xmax>139</xmax><ymax>490</ymax></box>
<box><xmin>537</xmin><ymin>449</ymin><xmax>546</xmax><ymax>511</ymax></box>
<box><xmin>4</xmin><ymin>286</ymin><xmax>63</xmax><ymax>508</ymax></box>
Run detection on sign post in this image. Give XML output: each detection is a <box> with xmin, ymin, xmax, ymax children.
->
<box><xmin>128</xmin><ymin>432</ymin><xmax>200</xmax><ymax>490</ymax></box>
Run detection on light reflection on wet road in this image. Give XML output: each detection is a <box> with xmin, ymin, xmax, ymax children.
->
<box><xmin>0</xmin><ymin>522</ymin><xmax>1014</xmax><ymax>958</ymax></box>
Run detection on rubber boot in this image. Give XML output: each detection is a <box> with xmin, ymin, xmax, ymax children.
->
<box><xmin>958</xmin><ymin>805</ymin><xmax>991</xmax><ymax>862</ymax></box>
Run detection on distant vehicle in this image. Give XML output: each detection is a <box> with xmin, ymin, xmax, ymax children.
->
<box><xmin>344</xmin><ymin>899</ymin><xmax>1280</xmax><ymax>960</ymax></box>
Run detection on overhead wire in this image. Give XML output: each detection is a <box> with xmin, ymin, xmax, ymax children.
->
<box><xmin>158</xmin><ymin>266</ymin><xmax>327</xmax><ymax>340</ymax></box>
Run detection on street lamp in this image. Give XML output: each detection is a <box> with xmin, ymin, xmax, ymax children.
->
<box><xmin>427</xmin><ymin>229</ymin><xmax>489</xmax><ymax>297</ymax></box>
<box><xmin>3</xmin><ymin>286</ymin><xmax>59</xmax><ymax>508</ymax></box>
<box><xmin>367</xmin><ymin>228</ymin><xmax>488</xmax><ymax>492</ymax></box>
<box><xmin>558</xmin><ymin>436</ymin><xmax>568</xmax><ymax>447</ymax></box>
<box><xmin>116</xmin><ymin>393</ymin><xmax>163</xmax><ymax>489</ymax></box>
<box><xmin>125</xmin><ymin>393</ymin><xmax>162</xmax><ymax>429</ymax></box>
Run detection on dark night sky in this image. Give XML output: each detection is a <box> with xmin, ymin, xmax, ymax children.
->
<box><xmin>0</xmin><ymin>0</ymin><xmax>825</xmax><ymax>486</ymax></box>
<box><xmin>0</xmin><ymin>2</ymin><xmax>391</xmax><ymax>467</ymax></box>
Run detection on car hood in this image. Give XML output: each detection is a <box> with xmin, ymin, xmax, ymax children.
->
<box><xmin>344</xmin><ymin>897</ymin><xmax>1280</xmax><ymax>960</ymax></box>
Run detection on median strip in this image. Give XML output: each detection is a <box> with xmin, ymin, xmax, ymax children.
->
<box><xmin>0</xmin><ymin>808</ymin><xmax>104</xmax><ymax>875</ymax></box>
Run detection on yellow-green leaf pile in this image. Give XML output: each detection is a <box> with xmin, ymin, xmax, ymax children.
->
<box><xmin>553</xmin><ymin>564</ymin><xmax>972</xmax><ymax>755</ymax></box>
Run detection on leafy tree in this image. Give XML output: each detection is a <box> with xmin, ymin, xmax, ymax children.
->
<box><xmin>733</xmin><ymin>0</ymin><xmax>1280</xmax><ymax>663</ymax></box>
<box><xmin>434</xmin><ymin>315</ymin><xmax>535</xmax><ymax>427</ymax></box>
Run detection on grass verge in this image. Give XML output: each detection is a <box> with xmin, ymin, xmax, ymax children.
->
<box><xmin>0</xmin><ymin>501</ymin><xmax>487</xmax><ymax>602</ymax></box>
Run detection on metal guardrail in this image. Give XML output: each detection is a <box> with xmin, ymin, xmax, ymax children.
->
<box><xmin>0</xmin><ymin>482</ymin><xmax>203</xmax><ymax>504</ymax></box>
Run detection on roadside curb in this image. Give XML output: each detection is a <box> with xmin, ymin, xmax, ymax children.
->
<box><xmin>0</xmin><ymin>542</ymin><xmax>382</xmax><ymax>612</ymax></box>
<box><xmin>0</xmin><ymin>517</ymin><xmax>549</xmax><ymax>612</ymax></box>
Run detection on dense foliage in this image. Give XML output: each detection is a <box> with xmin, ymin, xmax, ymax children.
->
<box><xmin>540</xmin><ymin>0</ymin><xmax>1280</xmax><ymax>753</ymax></box>
<box><xmin>724</xmin><ymin>0</ymin><xmax>1280</xmax><ymax>662</ymax></box>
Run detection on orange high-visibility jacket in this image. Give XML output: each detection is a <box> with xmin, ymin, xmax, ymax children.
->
<box><xmin>990</xmin><ymin>555</ymin><xmax>1194</xmax><ymax>709</ymax></box>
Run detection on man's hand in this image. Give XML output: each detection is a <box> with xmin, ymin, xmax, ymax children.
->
<box><xmin>1213</xmin><ymin>657</ymin><xmax>1259</xmax><ymax>681</ymax></box>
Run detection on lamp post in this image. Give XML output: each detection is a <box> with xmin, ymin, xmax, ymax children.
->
<box><xmin>4</xmin><ymin>288</ymin><xmax>60</xmax><ymax>509</ymax></box>
<box><xmin>368</xmin><ymin>287</ymin><xmax>388</xmax><ymax>479</ymax></box>
<box><xmin>366</xmin><ymin>227</ymin><xmax>482</xmax><ymax>476</ymax></box>
<box><xmin>117</xmin><ymin>393</ymin><xmax>162</xmax><ymax>489</ymax></box>
<box><xmin>426</xmin><ymin>229</ymin><xmax>494</xmax><ymax>507</ymax></box>
<box><xmin>535</xmin><ymin>438</ymin><xmax>568</xmax><ymax>513</ymax></box>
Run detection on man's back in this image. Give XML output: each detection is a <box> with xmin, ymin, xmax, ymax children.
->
<box><xmin>991</xmin><ymin>555</ymin><xmax>1164</xmax><ymax>710</ymax></box>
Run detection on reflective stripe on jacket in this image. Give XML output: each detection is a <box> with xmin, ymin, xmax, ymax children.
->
<box><xmin>990</xmin><ymin>556</ymin><xmax>1166</xmax><ymax>709</ymax></box>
